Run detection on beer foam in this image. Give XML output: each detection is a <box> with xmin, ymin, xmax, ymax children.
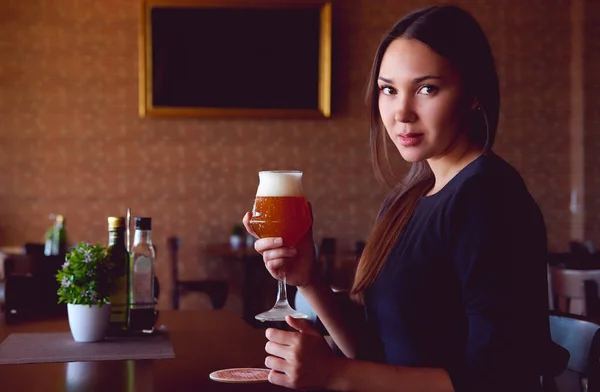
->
<box><xmin>256</xmin><ymin>171</ymin><xmax>304</xmax><ymax>197</ymax></box>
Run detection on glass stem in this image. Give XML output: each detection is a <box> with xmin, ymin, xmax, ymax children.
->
<box><xmin>275</xmin><ymin>274</ymin><xmax>290</xmax><ymax>307</ymax></box>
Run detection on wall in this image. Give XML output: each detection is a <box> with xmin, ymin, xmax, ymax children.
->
<box><xmin>0</xmin><ymin>0</ymin><xmax>593</xmax><ymax>311</ymax></box>
<box><xmin>584</xmin><ymin>0</ymin><xmax>600</xmax><ymax>243</ymax></box>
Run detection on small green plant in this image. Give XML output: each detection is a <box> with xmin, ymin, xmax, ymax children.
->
<box><xmin>56</xmin><ymin>242</ymin><xmax>120</xmax><ymax>306</ymax></box>
<box><xmin>231</xmin><ymin>224</ymin><xmax>244</xmax><ymax>236</ymax></box>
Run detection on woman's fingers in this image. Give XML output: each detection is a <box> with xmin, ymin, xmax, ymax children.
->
<box><xmin>266</xmin><ymin>328</ymin><xmax>299</xmax><ymax>346</ymax></box>
<box><xmin>254</xmin><ymin>238</ymin><xmax>296</xmax><ymax>261</ymax></box>
<box><xmin>250</xmin><ymin>237</ymin><xmax>298</xmax><ymax>279</ymax></box>
<box><xmin>263</xmin><ymin>247</ymin><xmax>297</xmax><ymax>261</ymax></box>
<box><xmin>265</xmin><ymin>341</ymin><xmax>294</xmax><ymax>362</ymax></box>
<box><xmin>267</xmin><ymin>369</ymin><xmax>289</xmax><ymax>387</ymax></box>
<box><xmin>263</xmin><ymin>251</ymin><xmax>296</xmax><ymax>279</ymax></box>
<box><xmin>242</xmin><ymin>212</ymin><xmax>258</xmax><ymax>238</ymax></box>
<box><xmin>265</xmin><ymin>356</ymin><xmax>290</xmax><ymax>375</ymax></box>
<box><xmin>254</xmin><ymin>237</ymin><xmax>282</xmax><ymax>253</ymax></box>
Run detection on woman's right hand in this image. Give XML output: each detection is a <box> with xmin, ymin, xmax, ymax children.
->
<box><xmin>242</xmin><ymin>212</ymin><xmax>317</xmax><ymax>288</ymax></box>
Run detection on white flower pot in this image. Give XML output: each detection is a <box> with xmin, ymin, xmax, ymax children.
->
<box><xmin>230</xmin><ymin>235</ymin><xmax>242</xmax><ymax>249</ymax></box>
<box><xmin>67</xmin><ymin>303</ymin><xmax>111</xmax><ymax>343</ymax></box>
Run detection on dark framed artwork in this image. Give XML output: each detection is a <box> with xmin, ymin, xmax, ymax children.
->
<box><xmin>139</xmin><ymin>0</ymin><xmax>332</xmax><ymax>118</ymax></box>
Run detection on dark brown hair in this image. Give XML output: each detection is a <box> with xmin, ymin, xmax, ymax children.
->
<box><xmin>351</xmin><ymin>5</ymin><xmax>500</xmax><ymax>303</ymax></box>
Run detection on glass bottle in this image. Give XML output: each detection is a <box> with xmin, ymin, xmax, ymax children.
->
<box><xmin>129</xmin><ymin>217</ymin><xmax>156</xmax><ymax>333</ymax></box>
<box><xmin>44</xmin><ymin>214</ymin><xmax>67</xmax><ymax>256</ymax></box>
<box><xmin>107</xmin><ymin>216</ymin><xmax>130</xmax><ymax>335</ymax></box>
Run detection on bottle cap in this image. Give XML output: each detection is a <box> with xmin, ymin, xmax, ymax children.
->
<box><xmin>134</xmin><ymin>217</ymin><xmax>152</xmax><ymax>230</ymax></box>
<box><xmin>108</xmin><ymin>217</ymin><xmax>126</xmax><ymax>230</ymax></box>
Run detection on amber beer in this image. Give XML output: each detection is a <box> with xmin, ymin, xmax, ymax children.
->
<box><xmin>251</xmin><ymin>196</ymin><xmax>311</xmax><ymax>246</ymax></box>
<box><xmin>249</xmin><ymin>171</ymin><xmax>311</xmax><ymax>246</ymax></box>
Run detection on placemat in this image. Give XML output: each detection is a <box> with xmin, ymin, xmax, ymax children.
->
<box><xmin>0</xmin><ymin>332</ymin><xmax>175</xmax><ymax>365</ymax></box>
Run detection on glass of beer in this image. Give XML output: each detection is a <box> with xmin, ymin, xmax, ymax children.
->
<box><xmin>249</xmin><ymin>170</ymin><xmax>311</xmax><ymax>321</ymax></box>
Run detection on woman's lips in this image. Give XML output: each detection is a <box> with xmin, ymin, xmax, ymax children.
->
<box><xmin>398</xmin><ymin>133</ymin><xmax>424</xmax><ymax>147</ymax></box>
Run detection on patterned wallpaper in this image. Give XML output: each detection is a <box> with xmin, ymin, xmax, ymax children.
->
<box><xmin>584</xmin><ymin>0</ymin><xmax>600</xmax><ymax>243</ymax></box>
<box><xmin>0</xmin><ymin>0</ymin><xmax>595</xmax><ymax>311</ymax></box>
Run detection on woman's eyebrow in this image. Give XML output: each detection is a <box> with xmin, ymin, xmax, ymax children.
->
<box><xmin>377</xmin><ymin>75</ymin><xmax>442</xmax><ymax>84</ymax></box>
<box><xmin>413</xmin><ymin>75</ymin><xmax>442</xmax><ymax>83</ymax></box>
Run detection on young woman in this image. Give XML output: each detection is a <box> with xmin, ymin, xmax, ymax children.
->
<box><xmin>243</xmin><ymin>5</ymin><xmax>552</xmax><ymax>391</ymax></box>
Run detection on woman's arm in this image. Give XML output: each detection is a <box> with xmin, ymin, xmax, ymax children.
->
<box><xmin>296</xmin><ymin>277</ymin><xmax>366</xmax><ymax>358</ymax></box>
<box><xmin>332</xmin><ymin>358</ymin><xmax>454</xmax><ymax>392</ymax></box>
<box><xmin>265</xmin><ymin>316</ymin><xmax>455</xmax><ymax>392</ymax></box>
<box><xmin>442</xmin><ymin>175</ymin><xmax>550</xmax><ymax>391</ymax></box>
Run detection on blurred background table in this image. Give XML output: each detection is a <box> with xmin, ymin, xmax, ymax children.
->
<box><xmin>0</xmin><ymin>246</ymin><xmax>23</xmax><ymax>281</ymax></box>
<box><xmin>205</xmin><ymin>244</ymin><xmax>277</xmax><ymax>326</ymax></box>
<box><xmin>0</xmin><ymin>310</ymin><xmax>288</xmax><ymax>391</ymax></box>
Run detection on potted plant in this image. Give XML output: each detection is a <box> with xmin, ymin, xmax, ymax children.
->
<box><xmin>230</xmin><ymin>224</ymin><xmax>244</xmax><ymax>249</ymax></box>
<box><xmin>56</xmin><ymin>242</ymin><xmax>120</xmax><ymax>342</ymax></box>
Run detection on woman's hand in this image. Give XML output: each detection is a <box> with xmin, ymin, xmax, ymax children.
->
<box><xmin>242</xmin><ymin>211</ymin><xmax>317</xmax><ymax>288</ymax></box>
<box><xmin>265</xmin><ymin>316</ymin><xmax>343</xmax><ymax>390</ymax></box>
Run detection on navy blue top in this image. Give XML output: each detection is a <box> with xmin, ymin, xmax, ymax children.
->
<box><xmin>365</xmin><ymin>154</ymin><xmax>550</xmax><ymax>392</ymax></box>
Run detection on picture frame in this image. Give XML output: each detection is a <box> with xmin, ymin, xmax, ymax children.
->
<box><xmin>139</xmin><ymin>0</ymin><xmax>332</xmax><ymax>118</ymax></box>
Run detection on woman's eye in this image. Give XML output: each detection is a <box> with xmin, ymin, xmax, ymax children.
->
<box><xmin>418</xmin><ymin>85</ymin><xmax>439</xmax><ymax>95</ymax></box>
<box><xmin>378</xmin><ymin>85</ymin><xmax>397</xmax><ymax>95</ymax></box>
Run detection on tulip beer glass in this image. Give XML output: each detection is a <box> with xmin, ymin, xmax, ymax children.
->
<box><xmin>249</xmin><ymin>170</ymin><xmax>311</xmax><ymax>321</ymax></box>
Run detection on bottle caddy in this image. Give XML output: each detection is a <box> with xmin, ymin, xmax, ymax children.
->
<box><xmin>106</xmin><ymin>216</ymin><xmax>156</xmax><ymax>336</ymax></box>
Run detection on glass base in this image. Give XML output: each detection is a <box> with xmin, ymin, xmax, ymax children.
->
<box><xmin>255</xmin><ymin>301</ymin><xmax>309</xmax><ymax>322</ymax></box>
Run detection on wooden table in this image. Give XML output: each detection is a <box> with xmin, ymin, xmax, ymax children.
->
<box><xmin>0</xmin><ymin>310</ymin><xmax>288</xmax><ymax>391</ymax></box>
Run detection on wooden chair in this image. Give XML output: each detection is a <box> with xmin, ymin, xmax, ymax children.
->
<box><xmin>167</xmin><ymin>237</ymin><xmax>228</xmax><ymax>310</ymax></box>
<box><xmin>550</xmin><ymin>267</ymin><xmax>600</xmax><ymax>318</ymax></box>
<box><xmin>543</xmin><ymin>312</ymin><xmax>600</xmax><ymax>392</ymax></box>
<box><xmin>319</xmin><ymin>237</ymin><xmax>336</xmax><ymax>286</ymax></box>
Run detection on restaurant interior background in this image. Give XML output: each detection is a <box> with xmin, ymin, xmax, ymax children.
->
<box><xmin>0</xmin><ymin>0</ymin><xmax>599</xmax><ymax>313</ymax></box>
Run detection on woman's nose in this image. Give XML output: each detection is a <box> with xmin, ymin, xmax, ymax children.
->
<box><xmin>393</xmin><ymin>97</ymin><xmax>417</xmax><ymax>123</ymax></box>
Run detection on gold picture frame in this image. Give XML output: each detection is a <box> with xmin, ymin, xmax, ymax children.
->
<box><xmin>139</xmin><ymin>0</ymin><xmax>332</xmax><ymax>118</ymax></box>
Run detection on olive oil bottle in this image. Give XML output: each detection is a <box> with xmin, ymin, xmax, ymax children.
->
<box><xmin>107</xmin><ymin>216</ymin><xmax>130</xmax><ymax>335</ymax></box>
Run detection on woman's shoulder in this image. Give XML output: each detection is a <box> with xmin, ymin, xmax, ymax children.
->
<box><xmin>461</xmin><ymin>153</ymin><xmax>524</xmax><ymax>183</ymax></box>
<box><xmin>448</xmin><ymin>153</ymin><xmax>543</xmax><ymax>222</ymax></box>
<box><xmin>451</xmin><ymin>153</ymin><xmax>530</xmax><ymax>199</ymax></box>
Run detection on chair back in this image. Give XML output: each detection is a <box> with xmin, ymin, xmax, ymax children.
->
<box><xmin>551</xmin><ymin>267</ymin><xmax>600</xmax><ymax>317</ymax></box>
<box><xmin>570</xmin><ymin>241</ymin><xmax>592</xmax><ymax>257</ymax></box>
<box><xmin>546</xmin><ymin>312</ymin><xmax>600</xmax><ymax>392</ymax></box>
<box><xmin>23</xmin><ymin>243</ymin><xmax>45</xmax><ymax>257</ymax></box>
<box><xmin>565</xmin><ymin>242</ymin><xmax>599</xmax><ymax>269</ymax></box>
<box><xmin>355</xmin><ymin>241</ymin><xmax>366</xmax><ymax>259</ymax></box>
<box><xmin>167</xmin><ymin>236</ymin><xmax>181</xmax><ymax>285</ymax></box>
<box><xmin>4</xmin><ymin>255</ymin><xmax>36</xmax><ymax>277</ymax></box>
<box><xmin>319</xmin><ymin>237</ymin><xmax>336</xmax><ymax>285</ymax></box>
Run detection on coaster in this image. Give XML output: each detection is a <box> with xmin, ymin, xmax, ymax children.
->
<box><xmin>209</xmin><ymin>368</ymin><xmax>270</xmax><ymax>383</ymax></box>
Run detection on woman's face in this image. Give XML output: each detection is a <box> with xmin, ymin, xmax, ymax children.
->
<box><xmin>377</xmin><ymin>37</ymin><xmax>471</xmax><ymax>163</ymax></box>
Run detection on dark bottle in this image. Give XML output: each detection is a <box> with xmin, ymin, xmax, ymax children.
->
<box><xmin>129</xmin><ymin>217</ymin><xmax>156</xmax><ymax>333</ymax></box>
<box><xmin>107</xmin><ymin>216</ymin><xmax>130</xmax><ymax>335</ymax></box>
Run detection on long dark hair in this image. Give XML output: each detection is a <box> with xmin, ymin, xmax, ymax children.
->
<box><xmin>352</xmin><ymin>5</ymin><xmax>500</xmax><ymax>303</ymax></box>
